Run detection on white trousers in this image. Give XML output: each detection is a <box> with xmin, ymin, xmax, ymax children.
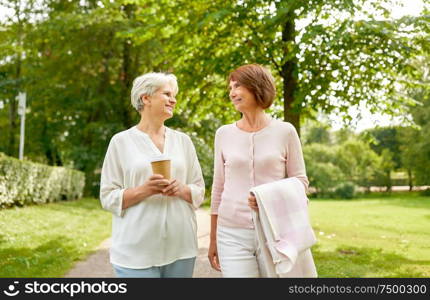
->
<box><xmin>217</xmin><ymin>225</ymin><xmax>262</xmax><ymax>278</ymax></box>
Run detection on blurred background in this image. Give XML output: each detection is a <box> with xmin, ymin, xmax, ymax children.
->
<box><xmin>1</xmin><ymin>0</ymin><xmax>429</xmax><ymax>197</ymax></box>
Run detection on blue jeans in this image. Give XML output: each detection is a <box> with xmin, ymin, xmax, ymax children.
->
<box><xmin>112</xmin><ymin>257</ymin><xmax>196</xmax><ymax>278</ymax></box>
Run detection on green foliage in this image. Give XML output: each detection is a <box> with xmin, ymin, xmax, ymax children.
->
<box><xmin>420</xmin><ymin>188</ymin><xmax>430</xmax><ymax>197</ymax></box>
<box><xmin>0</xmin><ymin>0</ymin><xmax>428</xmax><ymax>197</ymax></box>
<box><xmin>332</xmin><ymin>181</ymin><xmax>357</xmax><ymax>199</ymax></box>
<box><xmin>304</xmin><ymin>136</ymin><xmax>390</xmax><ymax>195</ymax></box>
<box><xmin>303</xmin><ymin>123</ymin><xmax>331</xmax><ymax>144</ymax></box>
<box><xmin>158</xmin><ymin>0</ymin><xmax>427</xmax><ymax>131</ymax></box>
<box><xmin>0</xmin><ymin>152</ymin><xmax>85</xmax><ymax>208</ymax></box>
<box><xmin>335</xmin><ymin>139</ymin><xmax>381</xmax><ymax>189</ymax></box>
<box><xmin>304</xmin><ymin>143</ymin><xmax>344</xmax><ymax>196</ymax></box>
<box><xmin>372</xmin><ymin>148</ymin><xmax>395</xmax><ymax>190</ymax></box>
<box><xmin>403</xmin><ymin>57</ymin><xmax>430</xmax><ymax>185</ymax></box>
<box><xmin>363</xmin><ymin>127</ymin><xmax>402</xmax><ymax>169</ymax></box>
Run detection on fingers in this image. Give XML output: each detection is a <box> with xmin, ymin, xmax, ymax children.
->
<box><xmin>162</xmin><ymin>180</ymin><xmax>180</xmax><ymax>196</ymax></box>
<box><xmin>152</xmin><ymin>179</ymin><xmax>170</xmax><ymax>187</ymax></box>
<box><xmin>214</xmin><ymin>255</ymin><xmax>221</xmax><ymax>271</ymax></box>
<box><xmin>208</xmin><ymin>253</ymin><xmax>221</xmax><ymax>271</ymax></box>
<box><xmin>248</xmin><ymin>194</ymin><xmax>258</xmax><ymax>211</ymax></box>
<box><xmin>163</xmin><ymin>185</ymin><xmax>180</xmax><ymax>196</ymax></box>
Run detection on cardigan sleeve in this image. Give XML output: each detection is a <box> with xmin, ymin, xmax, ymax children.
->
<box><xmin>184</xmin><ymin>134</ymin><xmax>205</xmax><ymax>210</ymax></box>
<box><xmin>210</xmin><ymin>127</ymin><xmax>225</xmax><ymax>215</ymax></box>
<box><xmin>285</xmin><ymin>123</ymin><xmax>309</xmax><ymax>192</ymax></box>
<box><xmin>99</xmin><ymin>136</ymin><xmax>126</xmax><ymax>217</ymax></box>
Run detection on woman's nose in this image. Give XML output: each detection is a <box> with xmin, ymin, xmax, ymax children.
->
<box><xmin>229</xmin><ymin>89</ymin><xmax>236</xmax><ymax>99</ymax></box>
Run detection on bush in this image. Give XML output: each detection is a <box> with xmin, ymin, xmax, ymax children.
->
<box><xmin>304</xmin><ymin>143</ymin><xmax>346</xmax><ymax>197</ymax></box>
<box><xmin>0</xmin><ymin>153</ymin><xmax>85</xmax><ymax>208</ymax></box>
<box><xmin>332</xmin><ymin>182</ymin><xmax>357</xmax><ymax>199</ymax></box>
<box><xmin>420</xmin><ymin>188</ymin><xmax>430</xmax><ymax>197</ymax></box>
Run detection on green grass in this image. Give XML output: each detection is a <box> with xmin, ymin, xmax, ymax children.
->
<box><xmin>2</xmin><ymin>193</ymin><xmax>428</xmax><ymax>278</ymax></box>
<box><xmin>0</xmin><ymin>198</ymin><xmax>111</xmax><ymax>277</ymax></box>
<box><xmin>309</xmin><ymin>192</ymin><xmax>430</xmax><ymax>277</ymax></box>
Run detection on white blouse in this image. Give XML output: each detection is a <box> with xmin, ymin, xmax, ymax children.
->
<box><xmin>100</xmin><ymin>126</ymin><xmax>205</xmax><ymax>269</ymax></box>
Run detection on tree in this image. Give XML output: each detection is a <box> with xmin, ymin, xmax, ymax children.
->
<box><xmin>157</xmin><ymin>0</ymin><xmax>427</xmax><ymax>135</ymax></box>
<box><xmin>303</xmin><ymin>143</ymin><xmax>344</xmax><ymax>196</ymax></box>
<box><xmin>302</xmin><ymin>120</ymin><xmax>331</xmax><ymax>144</ymax></box>
<box><xmin>400</xmin><ymin>56</ymin><xmax>430</xmax><ymax>186</ymax></box>
<box><xmin>1</xmin><ymin>0</ymin><xmax>177</xmax><ymax>194</ymax></box>
<box><xmin>336</xmin><ymin>139</ymin><xmax>381</xmax><ymax>191</ymax></box>
<box><xmin>0</xmin><ymin>0</ymin><xmax>39</xmax><ymax>157</ymax></box>
<box><xmin>363</xmin><ymin>127</ymin><xmax>401</xmax><ymax>168</ymax></box>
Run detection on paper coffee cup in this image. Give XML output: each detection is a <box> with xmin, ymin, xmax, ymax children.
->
<box><xmin>150</xmin><ymin>155</ymin><xmax>171</xmax><ymax>180</ymax></box>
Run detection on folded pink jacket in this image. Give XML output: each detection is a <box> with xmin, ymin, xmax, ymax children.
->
<box><xmin>250</xmin><ymin>177</ymin><xmax>317</xmax><ymax>277</ymax></box>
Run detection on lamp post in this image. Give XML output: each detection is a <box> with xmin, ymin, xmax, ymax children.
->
<box><xmin>17</xmin><ymin>92</ymin><xmax>26</xmax><ymax>160</ymax></box>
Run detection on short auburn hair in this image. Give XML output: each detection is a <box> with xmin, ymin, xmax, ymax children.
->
<box><xmin>228</xmin><ymin>64</ymin><xmax>276</xmax><ymax>109</ymax></box>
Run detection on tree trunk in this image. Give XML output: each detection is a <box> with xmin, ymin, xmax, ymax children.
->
<box><xmin>281</xmin><ymin>14</ymin><xmax>301</xmax><ymax>136</ymax></box>
<box><xmin>8</xmin><ymin>51</ymin><xmax>22</xmax><ymax>157</ymax></box>
<box><xmin>407</xmin><ymin>168</ymin><xmax>413</xmax><ymax>191</ymax></box>
<box><xmin>120</xmin><ymin>4</ymin><xmax>135</xmax><ymax>128</ymax></box>
<box><xmin>7</xmin><ymin>95</ymin><xmax>18</xmax><ymax>157</ymax></box>
<box><xmin>8</xmin><ymin>2</ymin><xmax>23</xmax><ymax>158</ymax></box>
<box><xmin>385</xmin><ymin>170</ymin><xmax>392</xmax><ymax>193</ymax></box>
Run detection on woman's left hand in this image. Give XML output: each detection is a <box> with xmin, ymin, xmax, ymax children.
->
<box><xmin>248</xmin><ymin>193</ymin><xmax>258</xmax><ymax>212</ymax></box>
<box><xmin>162</xmin><ymin>179</ymin><xmax>192</xmax><ymax>203</ymax></box>
<box><xmin>162</xmin><ymin>179</ymin><xmax>182</xmax><ymax>197</ymax></box>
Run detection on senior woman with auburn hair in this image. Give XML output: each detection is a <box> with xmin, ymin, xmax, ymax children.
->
<box><xmin>208</xmin><ymin>64</ymin><xmax>311</xmax><ymax>277</ymax></box>
<box><xmin>100</xmin><ymin>72</ymin><xmax>205</xmax><ymax>278</ymax></box>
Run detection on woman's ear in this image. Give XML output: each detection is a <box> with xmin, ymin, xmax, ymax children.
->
<box><xmin>141</xmin><ymin>94</ymin><xmax>151</xmax><ymax>106</ymax></box>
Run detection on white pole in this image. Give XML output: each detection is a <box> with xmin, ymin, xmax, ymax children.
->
<box><xmin>17</xmin><ymin>92</ymin><xmax>26</xmax><ymax>160</ymax></box>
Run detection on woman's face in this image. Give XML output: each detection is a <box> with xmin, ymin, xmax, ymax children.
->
<box><xmin>144</xmin><ymin>83</ymin><xmax>177</xmax><ymax>119</ymax></box>
<box><xmin>229</xmin><ymin>80</ymin><xmax>258</xmax><ymax>112</ymax></box>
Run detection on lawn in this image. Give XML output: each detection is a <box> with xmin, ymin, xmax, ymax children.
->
<box><xmin>309</xmin><ymin>192</ymin><xmax>430</xmax><ymax>277</ymax></box>
<box><xmin>1</xmin><ymin>192</ymin><xmax>428</xmax><ymax>278</ymax></box>
<box><xmin>0</xmin><ymin>198</ymin><xmax>111</xmax><ymax>277</ymax></box>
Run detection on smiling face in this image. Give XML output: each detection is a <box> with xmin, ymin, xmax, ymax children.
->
<box><xmin>142</xmin><ymin>83</ymin><xmax>177</xmax><ymax>119</ymax></box>
<box><xmin>228</xmin><ymin>80</ymin><xmax>259</xmax><ymax>113</ymax></box>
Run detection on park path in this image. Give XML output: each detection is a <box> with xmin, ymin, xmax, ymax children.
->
<box><xmin>65</xmin><ymin>209</ymin><xmax>221</xmax><ymax>278</ymax></box>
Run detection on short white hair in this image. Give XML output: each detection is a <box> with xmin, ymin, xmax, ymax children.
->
<box><xmin>130</xmin><ymin>72</ymin><xmax>178</xmax><ymax>112</ymax></box>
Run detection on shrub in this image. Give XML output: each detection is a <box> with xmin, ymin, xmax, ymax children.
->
<box><xmin>0</xmin><ymin>153</ymin><xmax>85</xmax><ymax>208</ymax></box>
<box><xmin>304</xmin><ymin>144</ymin><xmax>345</xmax><ymax>197</ymax></box>
<box><xmin>332</xmin><ymin>182</ymin><xmax>357</xmax><ymax>199</ymax></box>
<box><xmin>420</xmin><ymin>188</ymin><xmax>430</xmax><ymax>197</ymax></box>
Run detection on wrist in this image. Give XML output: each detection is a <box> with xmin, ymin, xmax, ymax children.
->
<box><xmin>180</xmin><ymin>184</ymin><xmax>191</xmax><ymax>202</ymax></box>
<box><xmin>136</xmin><ymin>185</ymin><xmax>151</xmax><ymax>200</ymax></box>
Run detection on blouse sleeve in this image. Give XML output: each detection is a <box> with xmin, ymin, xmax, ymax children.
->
<box><xmin>99</xmin><ymin>136</ymin><xmax>126</xmax><ymax>217</ymax></box>
<box><xmin>210</xmin><ymin>128</ymin><xmax>225</xmax><ymax>215</ymax></box>
<box><xmin>185</xmin><ymin>135</ymin><xmax>205</xmax><ymax>210</ymax></box>
<box><xmin>286</xmin><ymin>124</ymin><xmax>309</xmax><ymax>192</ymax></box>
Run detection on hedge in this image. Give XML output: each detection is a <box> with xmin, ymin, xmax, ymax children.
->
<box><xmin>0</xmin><ymin>153</ymin><xmax>85</xmax><ymax>208</ymax></box>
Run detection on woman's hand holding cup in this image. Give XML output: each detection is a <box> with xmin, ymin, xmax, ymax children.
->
<box><xmin>142</xmin><ymin>174</ymin><xmax>170</xmax><ymax>197</ymax></box>
<box><xmin>161</xmin><ymin>179</ymin><xmax>183</xmax><ymax>197</ymax></box>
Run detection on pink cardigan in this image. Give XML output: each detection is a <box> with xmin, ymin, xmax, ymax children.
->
<box><xmin>211</xmin><ymin>119</ymin><xmax>309</xmax><ymax>228</ymax></box>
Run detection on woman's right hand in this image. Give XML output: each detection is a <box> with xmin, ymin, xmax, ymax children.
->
<box><xmin>208</xmin><ymin>241</ymin><xmax>221</xmax><ymax>271</ymax></box>
<box><xmin>122</xmin><ymin>174</ymin><xmax>170</xmax><ymax>209</ymax></box>
<box><xmin>140</xmin><ymin>174</ymin><xmax>170</xmax><ymax>198</ymax></box>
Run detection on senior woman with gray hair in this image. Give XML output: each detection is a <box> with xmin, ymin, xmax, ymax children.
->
<box><xmin>100</xmin><ymin>72</ymin><xmax>205</xmax><ymax>278</ymax></box>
